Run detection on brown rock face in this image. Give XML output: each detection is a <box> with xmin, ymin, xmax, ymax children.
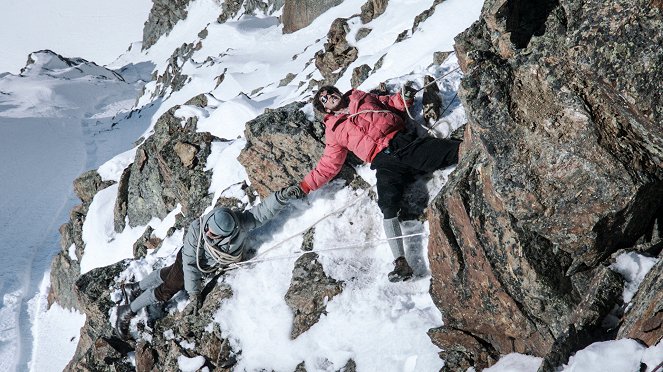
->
<box><xmin>427</xmin><ymin>0</ymin><xmax>663</xmax><ymax>369</ymax></box>
<box><xmin>618</xmin><ymin>254</ymin><xmax>663</xmax><ymax>346</ymax></box>
<box><xmin>315</xmin><ymin>18</ymin><xmax>359</xmax><ymax>85</ymax></box>
<box><xmin>284</xmin><ymin>252</ymin><xmax>344</xmax><ymax>339</ymax></box>
<box><xmin>239</xmin><ymin>102</ymin><xmax>361</xmax><ymax>196</ymax></box>
<box><xmin>282</xmin><ymin>0</ymin><xmax>344</xmax><ymax>34</ymax></box>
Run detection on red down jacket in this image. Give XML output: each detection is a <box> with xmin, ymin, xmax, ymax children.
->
<box><xmin>301</xmin><ymin>89</ymin><xmax>410</xmax><ymax>192</ymax></box>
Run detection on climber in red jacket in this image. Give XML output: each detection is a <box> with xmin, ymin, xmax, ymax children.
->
<box><xmin>292</xmin><ymin>84</ymin><xmax>461</xmax><ymax>281</ymax></box>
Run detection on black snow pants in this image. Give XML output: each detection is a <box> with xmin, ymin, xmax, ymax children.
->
<box><xmin>371</xmin><ymin>131</ymin><xmax>461</xmax><ymax>219</ymax></box>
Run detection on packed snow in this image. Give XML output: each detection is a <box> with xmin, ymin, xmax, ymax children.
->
<box><xmin>1</xmin><ymin>0</ymin><xmax>661</xmax><ymax>371</ymax></box>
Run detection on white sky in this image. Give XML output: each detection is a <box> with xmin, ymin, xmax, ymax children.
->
<box><xmin>0</xmin><ymin>0</ymin><xmax>152</xmax><ymax>74</ymax></box>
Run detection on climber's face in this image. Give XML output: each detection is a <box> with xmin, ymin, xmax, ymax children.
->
<box><xmin>319</xmin><ymin>90</ymin><xmax>342</xmax><ymax>113</ymax></box>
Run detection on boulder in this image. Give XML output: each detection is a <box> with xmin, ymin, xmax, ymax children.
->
<box><xmin>125</xmin><ymin>102</ymin><xmax>214</xmax><ymax>228</ymax></box>
<box><xmin>284</xmin><ymin>252</ymin><xmax>344</xmax><ymax>339</ymax></box>
<box><xmin>238</xmin><ymin>102</ymin><xmax>359</xmax><ymax>197</ymax></box>
<box><xmin>142</xmin><ymin>0</ymin><xmax>193</xmax><ymax>50</ymax></box>
<box><xmin>314</xmin><ymin>18</ymin><xmax>359</xmax><ymax>85</ymax></box>
<box><xmin>73</xmin><ymin>170</ymin><xmax>113</xmax><ymax>203</ymax></box>
<box><xmin>282</xmin><ymin>0</ymin><xmax>343</xmax><ymax>33</ymax></box>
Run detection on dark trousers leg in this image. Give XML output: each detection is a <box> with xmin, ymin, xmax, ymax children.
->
<box><xmin>154</xmin><ymin>248</ymin><xmax>185</xmax><ymax>302</ymax></box>
<box><xmin>397</xmin><ymin>137</ymin><xmax>461</xmax><ymax>173</ymax></box>
<box><xmin>373</xmin><ymin>153</ymin><xmax>413</xmax><ymax>219</ymax></box>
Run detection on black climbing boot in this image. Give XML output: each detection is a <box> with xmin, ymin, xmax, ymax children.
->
<box><xmin>114</xmin><ymin>304</ymin><xmax>136</xmax><ymax>340</ymax></box>
<box><xmin>388</xmin><ymin>257</ymin><xmax>413</xmax><ymax>282</ymax></box>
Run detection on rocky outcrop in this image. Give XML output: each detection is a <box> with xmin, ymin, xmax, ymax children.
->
<box><xmin>151</xmin><ymin>42</ymin><xmax>199</xmax><ymax>99</ymax></box>
<box><xmin>142</xmin><ymin>0</ymin><xmax>194</xmax><ymax>50</ymax></box>
<box><xmin>427</xmin><ymin>0</ymin><xmax>663</xmax><ymax>369</ymax></box>
<box><xmin>360</xmin><ymin>0</ymin><xmax>388</xmax><ymax>23</ymax></box>
<box><xmin>282</xmin><ymin>0</ymin><xmax>343</xmax><ymax>33</ymax></box>
<box><xmin>65</xmin><ymin>260</ymin><xmax>235</xmax><ymax>371</ymax></box>
<box><xmin>618</xmin><ymin>250</ymin><xmax>663</xmax><ymax>346</ymax></box>
<box><xmin>124</xmin><ymin>95</ymin><xmax>214</xmax><ymax>228</ymax></box>
<box><xmin>65</xmin><ymin>260</ymin><xmax>133</xmax><ymax>371</ymax></box>
<box><xmin>218</xmin><ymin>0</ymin><xmax>284</xmax><ymax>23</ymax></box>
<box><xmin>285</xmin><ymin>253</ymin><xmax>344</xmax><ymax>339</ymax></box>
<box><xmin>314</xmin><ymin>18</ymin><xmax>359</xmax><ymax>86</ymax></box>
<box><xmin>49</xmin><ymin>171</ymin><xmax>114</xmax><ymax>310</ymax></box>
<box><xmin>238</xmin><ymin>102</ymin><xmax>360</xmax><ymax>196</ymax></box>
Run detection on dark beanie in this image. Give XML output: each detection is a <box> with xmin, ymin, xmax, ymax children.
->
<box><xmin>207</xmin><ymin>209</ymin><xmax>236</xmax><ymax>237</ymax></box>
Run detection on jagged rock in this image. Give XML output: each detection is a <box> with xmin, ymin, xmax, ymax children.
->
<box><xmin>143</xmin><ymin>282</ymin><xmax>234</xmax><ymax>370</ymax></box>
<box><xmin>360</xmin><ymin>0</ymin><xmax>388</xmax><ymax>23</ymax></box>
<box><xmin>301</xmin><ymin>228</ymin><xmax>315</xmax><ymax>252</ymax></box>
<box><xmin>422</xmin><ymin>75</ymin><xmax>442</xmax><ymax>124</ymax></box>
<box><xmin>279</xmin><ymin>73</ymin><xmax>297</xmax><ymax>87</ymax></box>
<box><xmin>73</xmin><ymin>170</ymin><xmax>113</xmax><ymax>203</ymax></box>
<box><xmin>427</xmin><ymin>327</ymin><xmax>497</xmax><ymax>370</ymax></box>
<box><xmin>67</xmin><ymin>260</ymin><xmax>235</xmax><ymax>371</ymax></box>
<box><xmin>314</xmin><ymin>18</ymin><xmax>359</xmax><ymax>85</ymax></box>
<box><xmin>538</xmin><ymin>266</ymin><xmax>623</xmax><ymax>371</ymax></box>
<box><xmin>47</xmin><ymin>252</ymin><xmax>81</xmax><ymax>310</ymax></box>
<box><xmin>133</xmin><ymin>226</ymin><xmax>156</xmax><ymax>259</ymax></box>
<box><xmin>284</xmin><ymin>252</ymin><xmax>344</xmax><ymax>339</ymax></box>
<box><xmin>427</xmin><ymin>0</ymin><xmax>663</xmax><ymax>369</ymax></box>
<box><xmin>142</xmin><ymin>0</ymin><xmax>193</xmax><ymax>50</ymax></box>
<box><xmin>282</xmin><ymin>0</ymin><xmax>343</xmax><ymax>33</ymax></box>
<box><xmin>618</xmin><ymin>253</ymin><xmax>663</xmax><ymax>346</ymax></box>
<box><xmin>125</xmin><ymin>105</ymin><xmax>214</xmax><ymax>228</ymax></box>
<box><xmin>239</xmin><ymin>102</ymin><xmax>360</xmax><ymax>196</ymax></box>
<box><xmin>173</xmin><ymin>141</ymin><xmax>198</xmax><ymax>168</ymax></box>
<box><xmin>135</xmin><ymin>340</ymin><xmax>158</xmax><ymax>372</ymax></box>
<box><xmin>114</xmin><ymin>166</ymin><xmax>131</xmax><ymax>233</ymax></box>
<box><xmin>356</xmin><ymin>27</ymin><xmax>372</xmax><ymax>41</ymax></box>
<box><xmin>66</xmin><ymin>260</ymin><xmax>130</xmax><ymax>371</ymax></box>
<box><xmin>219</xmin><ymin>0</ymin><xmax>283</xmax><ymax>23</ymax></box>
<box><xmin>412</xmin><ymin>0</ymin><xmax>445</xmax><ymax>32</ymax></box>
<box><xmin>351</xmin><ymin>64</ymin><xmax>371</xmax><ymax>88</ymax></box>
<box><xmin>432</xmin><ymin>51</ymin><xmax>453</xmax><ymax>66</ymax></box>
<box><xmin>70</xmin><ymin>204</ymin><xmax>88</xmax><ymax>260</ymax></box>
<box><xmin>153</xmin><ymin>43</ymin><xmax>196</xmax><ymax>97</ymax></box>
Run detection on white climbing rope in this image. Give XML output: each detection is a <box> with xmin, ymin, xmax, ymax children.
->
<box><xmin>402</xmin><ymin>66</ymin><xmax>462</xmax><ymax>121</ymax></box>
<box><xmin>195</xmin><ymin>216</ymin><xmax>243</xmax><ymax>273</ymax></box>
<box><xmin>225</xmin><ymin>231</ymin><xmax>429</xmax><ymax>271</ymax></box>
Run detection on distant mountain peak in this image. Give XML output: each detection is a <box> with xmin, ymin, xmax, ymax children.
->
<box><xmin>20</xmin><ymin>50</ymin><xmax>124</xmax><ymax>81</ymax></box>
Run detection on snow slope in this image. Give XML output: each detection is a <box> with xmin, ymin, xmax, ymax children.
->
<box><xmin>0</xmin><ymin>51</ymin><xmax>152</xmax><ymax>372</ymax></box>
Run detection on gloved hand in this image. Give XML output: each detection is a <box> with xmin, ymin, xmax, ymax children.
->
<box><xmin>276</xmin><ymin>184</ymin><xmax>306</xmax><ymax>203</ymax></box>
<box><xmin>403</xmin><ymin>81</ymin><xmax>417</xmax><ymax>100</ymax></box>
<box><xmin>185</xmin><ymin>292</ymin><xmax>204</xmax><ymax>316</ymax></box>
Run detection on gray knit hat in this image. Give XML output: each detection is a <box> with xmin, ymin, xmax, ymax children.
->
<box><xmin>206</xmin><ymin>209</ymin><xmax>236</xmax><ymax>237</ymax></box>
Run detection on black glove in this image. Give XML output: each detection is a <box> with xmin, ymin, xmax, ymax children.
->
<box><xmin>276</xmin><ymin>185</ymin><xmax>306</xmax><ymax>203</ymax></box>
<box><xmin>403</xmin><ymin>82</ymin><xmax>417</xmax><ymax>100</ymax></box>
<box><xmin>185</xmin><ymin>293</ymin><xmax>204</xmax><ymax>316</ymax></box>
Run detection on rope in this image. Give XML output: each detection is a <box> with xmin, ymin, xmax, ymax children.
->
<box><xmin>402</xmin><ymin>66</ymin><xmax>462</xmax><ymax>122</ymax></box>
<box><xmin>249</xmin><ymin>190</ymin><xmax>373</xmax><ymax>261</ymax></box>
<box><xmin>195</xmin><ymin>216</ymin><xmax>243</xmax><ymax>273</ymax></box>
<box><xmin>651</xmin><ymin>360</ymin><xmax>663</xmax><ymax>372</ymax></box>
<box><xmin>348</xmin><ymin>109</ymin><xmax>392</xmax><ymax>118</ymax></box>
<box><xmin>225</xmin><ymin>231</ymin><xmax>428</xmax><ymax>271</ymax></box>
<box><xmin>426</xmin><ymin>91</ymin><xmax>459</xmax><ymax>136</ymax></box>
